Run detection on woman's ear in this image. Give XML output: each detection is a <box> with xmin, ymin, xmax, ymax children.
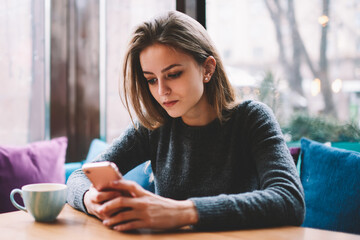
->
<box><xmin>203</xmin><ymin>56</ymin><xmax>216</xmax><ymax>83</ymax></box>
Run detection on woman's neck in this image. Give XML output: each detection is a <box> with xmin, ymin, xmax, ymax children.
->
<box><xmin>181</xmin><ymin>97</ymin><xmax>217</xmax><ymax>126</ymax></box>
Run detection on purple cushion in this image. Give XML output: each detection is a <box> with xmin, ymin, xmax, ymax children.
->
<box><xmin>289</xmin><ymin>147</ymin><xmax>301</xmax><ymax>165</ymax></box>
<box><xmin>0</xmin><ymin>137</ymin><xmax>67</xmax><ymax>213</ymax></box>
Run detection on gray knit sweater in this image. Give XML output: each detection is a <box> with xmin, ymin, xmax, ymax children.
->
<box><xmin>66</xmin><ymin>100</ymin><xmax>305</xmax><ymax>230</ymax></box>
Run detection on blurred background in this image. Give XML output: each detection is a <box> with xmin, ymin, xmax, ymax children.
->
<box><xmin>1</xmin><ymin>0</ymin><xmax>360</xmax><ymax>162</ymax></box>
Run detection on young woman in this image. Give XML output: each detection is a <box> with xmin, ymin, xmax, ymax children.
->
<box><xmin>67</xmin><ymin>10</ymin><xmax>305</xmax><ymax>232</ymax></box>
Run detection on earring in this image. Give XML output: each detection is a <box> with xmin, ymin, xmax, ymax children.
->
<box><xmin>205</xmin><ymin>77</ymin><xmax>208</xmax><ymax>81</ymax></box>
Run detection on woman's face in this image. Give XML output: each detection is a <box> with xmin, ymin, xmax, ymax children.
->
<box><xmin>139</xmin><ymin>44</ymin><xmax>215</xmax><ymax>126</ymax></box>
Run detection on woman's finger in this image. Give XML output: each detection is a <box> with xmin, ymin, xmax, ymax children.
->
<box><xmin>113</xmin><ymin>219</ymin><xmax>147</xmax><ymax>232</ymax></box>
<box><xmin>99</xmin><ymin>195</ymin><xmax>144</xmax><ymax>216</ymax></box>
<box><xmin>84</xmin><ymin>190</ymin><xmax>107</xmax><ymax>220</ymax></box>
<box><xmin>109</xmin><ymin>179</ymin><xmax>149</xmax><ymax>197</ymax></box>
<box><xmin>88</xmin><ymin>186</ymin><xmax>121</xmax><ymax>203</ymax></box>
<box><xmin>97</xmin><ymin>191</ymin><xmax>122</xmax><ymax>203</ymax></box>
<box><xmin>102</xmin><ymin>208</ymin><xmax>141</xmax><ymax>228</ymax></box>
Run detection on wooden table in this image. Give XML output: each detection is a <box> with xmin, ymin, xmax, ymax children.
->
<box><xmin>1</xmin><ymin>204</ymin><xmax>359</xmax><ymax>240</ymax></box>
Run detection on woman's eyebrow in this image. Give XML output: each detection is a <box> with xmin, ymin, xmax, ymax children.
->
<box><xmin>143</xmin><ymin>64</ymin><xmax>183</xmax><ymax>75</ymax></box>
<box><xmin>161</xmin><ymin>64</ymin><xmax>182</xmax><ymax>73</ymax></box>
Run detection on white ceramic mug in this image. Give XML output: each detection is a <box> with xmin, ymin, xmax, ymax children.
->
<box><xmin>10</xmin><ymin>183</ymin><xmax>67</xmax><ymax>222</ymax></box>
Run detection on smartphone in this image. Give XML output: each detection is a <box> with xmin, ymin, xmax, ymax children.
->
<box><xmin>82</xmin><ymin>161</ymin><xmax>122</xmax><ymax>191</ymax></box>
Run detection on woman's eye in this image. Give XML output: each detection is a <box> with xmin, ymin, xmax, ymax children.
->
<box><xmin>147</xmin><ymin>78</ymin><xmax>157</xmax><ymax>85</ymax></box>
<box><xmin>167</xmin><ymin>71</ymin><xmax>182</xmax><ymax>79</ymax></box>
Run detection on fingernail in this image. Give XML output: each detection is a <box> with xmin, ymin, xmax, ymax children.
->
<box><xmin>103</xmin><ymin>220</ymin><xmax>109</xmax><ymax>225</ymax></box>
<box><xmin>113</xmin><ymin>225</ymin><xmax>122</xmax><ymax>231</ymax></box>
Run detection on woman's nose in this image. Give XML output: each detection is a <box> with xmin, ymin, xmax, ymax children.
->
<box><xmin>158</xmin><ymin>79</ymin><xmax>170</xmax><ymax>96</ymax></box>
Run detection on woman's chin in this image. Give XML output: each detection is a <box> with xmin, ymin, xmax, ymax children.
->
<box><xmin>165</xmin><ymin>110</ymin><xmax>182</xmax><ymax>119</ymax></box>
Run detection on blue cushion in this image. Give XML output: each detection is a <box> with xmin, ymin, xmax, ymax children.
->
<box><xmin>124</xmin><ymin>161</ymin><xmax>154</xmax><ymax>193</ymax></box>
<box><xmin>84</xmin><ymin>139</ymin><xmax>109</xmax><ymax>163</ymax></box>
<box><xmin>300</xmin><ymin>138</ymin><xmax>360</xmax><ymax>234</ymax></box>
<box><xmin>65</xmin><ymin>138</ymin><xmax>109</xmax><ymax>182</ymax></box>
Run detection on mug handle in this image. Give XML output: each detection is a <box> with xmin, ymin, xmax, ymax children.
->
<box><xmin>10</xmin><ymin>189</ymin><xmax>27</xmax><ymax>212</ymax></box>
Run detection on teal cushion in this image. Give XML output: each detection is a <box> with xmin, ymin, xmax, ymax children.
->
<box><xmin>300</xmin><ymin>138</ymin><xmax>360</xmax><ymax>234</ymax></box>
<box><xmin>65</xmin><ymin>162</ymin><xmax>82</xmax><ymax>183</ymax></box>
<box><xmin>331</xmin><ymin>142</ymin><xmax>360</xmax><ymax>153</ymax></box>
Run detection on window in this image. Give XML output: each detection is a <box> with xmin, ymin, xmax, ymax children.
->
<box><xmin>207</xmin><ymin>0</ymin><xmax>360</xmax><ymax>139</ymax></box>
<box><xmin>4</xmin><ymin>0</ymin><xmax>358</xmax><ymax>153</ymax></box>
<box><xmin>0</xmin><ymin>0</ymin><xmax>48</xmax><ymax>145</ymax></box>
<box><xmin>0</xmin><ymin>0</ymin><xmax>175</xmax><ymax>159</ymax></box>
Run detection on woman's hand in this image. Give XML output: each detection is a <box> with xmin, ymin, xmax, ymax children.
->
<box><xmin>83</xmin><ymin>185</ymin><xmax>122</xmax><ymax>220</ymax></box>
<box><xmin>98</xmin><ymin>180</ymin><xmax>199</xmax><ymax>232</ymax></box>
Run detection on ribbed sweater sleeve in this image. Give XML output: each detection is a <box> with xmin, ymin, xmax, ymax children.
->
<box><xmin>66</xmin><ymin>122</ymin><xmax>150</xmax><ymax>213</ymax></box>
<box><xmin>66</xmin><ymin>168</ymin><xmax>92</xmax><ymax>213</ymax></box>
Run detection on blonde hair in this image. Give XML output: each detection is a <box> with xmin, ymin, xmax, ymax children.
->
<box><xmin>122</xmin><ymin>11</ymin><xmax>236</xmax><ymax>130</ymax></box>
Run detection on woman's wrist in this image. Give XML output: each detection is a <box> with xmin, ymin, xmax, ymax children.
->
<box><xmin>83</xmin><ymin>190</ymin><xmax>92</xmax><ymax>215</ymax></box>
<box><xmin>177</xmin><ymin>200</ymin><xmax>199</xmax><ymax>226</ymax></box>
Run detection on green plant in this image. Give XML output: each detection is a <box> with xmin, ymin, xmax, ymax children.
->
<box><xmin>282</xmin><ymin>113</ymin><xmax>360</xmax><ymax>142</ymax></box>
<box><xmin>258</xmin><ymin>71</ymin><xmax>281</xmax><ymax>115</ymax></box>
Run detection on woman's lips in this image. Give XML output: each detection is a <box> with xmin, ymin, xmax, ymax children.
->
<box><xmin>163</xmin><ymin>100</ymin><xmax>178</xmax><ymax>107</ymax></box>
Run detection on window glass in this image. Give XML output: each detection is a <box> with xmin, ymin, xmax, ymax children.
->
<box><xmin>0</xmin><ymin>0</ymin><xmax>45</xmax><ymax>145</ymax></box>
<box><xmin>207</xmin><ymin>0</ymin><xmax>360</xmax><ymax>141</ymax></box>
<box><xmin>105</xmin><ymin>0</ymin><xmax>176</xmax><ymax>142</ymax></box>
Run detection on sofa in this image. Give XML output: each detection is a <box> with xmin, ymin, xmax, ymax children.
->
<box><xmin>1</xmin><ymin>137</ymin><xmax>359</xmax><ymax>235</ymax></box>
